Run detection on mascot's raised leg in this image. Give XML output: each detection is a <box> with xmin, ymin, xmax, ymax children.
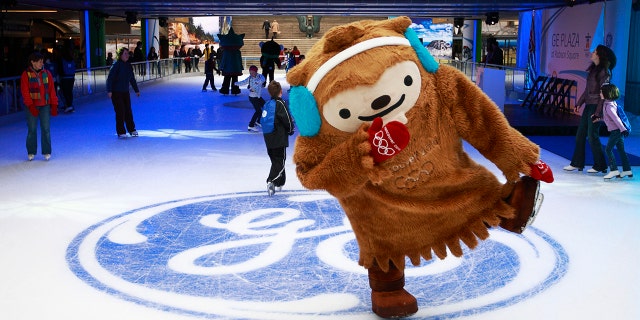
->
<box><xmin>368</xmin><ymin>261</ymin><xmax>418</xmax><ymax>318</ymax></box>
<box><xmin>500</xmin><ymin>176</ymin><xmax>543</xmax><ymax>234</ymax></box>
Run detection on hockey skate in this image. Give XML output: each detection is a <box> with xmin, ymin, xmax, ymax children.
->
<box><xmin>501</xmin><ymin>176</ymin><xmax>544</xmax><ymax>234</ymax></box>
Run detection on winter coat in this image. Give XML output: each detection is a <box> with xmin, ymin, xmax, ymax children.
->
<box><xmin>235</xmin><ymin>74</ymin><xmax>266</xmax><ymax>98</ymax></box>
<box><xmin>263</xmin><ymin>97</ymin><xmax>294</xmax><ymax>149</ymax></box>
<box><xmin>106</xmin><ymin>60</ymin><xmax>139</xmax><ymax>93</ymax></box>
<box><xmin>20</xmin><ymin>67</ymin><xmax>59</xmax><ymax>109</ymax></box>
<box><xmin>602</xmin><ymin>100</ymin><xmax>627</xmax><ymax>133</ymax></box>
<box><xmin>577</xmin><ymin>66</ymin><xmax>610</xmax><ymax>108</ymax></box>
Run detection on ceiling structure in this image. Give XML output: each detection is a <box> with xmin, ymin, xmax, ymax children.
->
<box><xmin>5</xmin><ymin>0</ymin><xmax>604</xmax><ymax>21</ymax></box>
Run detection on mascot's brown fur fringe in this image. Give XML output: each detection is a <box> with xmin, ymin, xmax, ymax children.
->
<box><xmin>287</xmin><ymin>16</ymin><xmax>552</xmax><ymax>318</ymax></box>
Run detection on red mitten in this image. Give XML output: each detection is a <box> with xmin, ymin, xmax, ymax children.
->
<box><xmin>530</xmin><ymin>159</ymin><xmax>554</xmax><ymax>183</ymax></box>
<box><xmin>51</xmin><ymin>105</ymin><xmax>58</xmax><ymax>116</ymax></box>
<box><xmin>28</xmin><ymin>105</ymin><xmax>38</xmax><ymax>117</ymax></box>
<box><xmin>367</xmin><ymin>117</ymin><xmax>410</xmax><ymax>163</ymax></box>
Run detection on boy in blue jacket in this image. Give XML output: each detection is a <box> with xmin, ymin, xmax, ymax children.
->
<box><xmin>261</xmin><ymin>80</ymin><xmax>294</xmax><ymax>196</ymax></box>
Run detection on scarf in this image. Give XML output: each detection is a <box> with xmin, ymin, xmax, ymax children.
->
<box><xmin>27</xmin><ymin>68</ymin><xmax>49</xmax><ymax>102</ymax></box>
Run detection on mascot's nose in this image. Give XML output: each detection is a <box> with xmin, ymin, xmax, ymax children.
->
<box><xmin>371</xmin><ymin>95</ymin><xmax>391</xmax><ymax>110</ymax></box>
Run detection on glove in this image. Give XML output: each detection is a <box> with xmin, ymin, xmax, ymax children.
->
<box><xmin>367</xmin><ymin>117</ymin><xmax>410</xmax><ymax>163</ymax></box>
<box><xmin>28</xmin><ymin>105</ymin><xmax>38</xmax><ymax>117</ymax></box>
<box><xmin>51</xmin><ymin>105</ymin><xmax>58</xmax><ymax>116</ymax></box>
<box><xmin>623</xmin><ymin>130</ymin><xmax>629</xmax><ymax>138</ymax></box>
<box><xmin>529</xmin><ymin>159</ymin><xmax>554</xmax><ymax>183</ymax></box>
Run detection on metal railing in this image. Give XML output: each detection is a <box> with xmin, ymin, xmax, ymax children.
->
<box><xmin>1</xmin><ymin>56</ymin><xmax>528</xmax><ymax>117</ymax></box>
<box><xmin>440</xmin><ymin>59</ymin><xmax>528</xmax><ymax>102</ymax></box>
<box><xmin>1</xmin><ymin>58</ymin><xmax>193</xmax><ymax>116</ymax></box>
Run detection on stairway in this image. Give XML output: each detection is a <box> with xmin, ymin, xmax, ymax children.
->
<box><xmin>228</xmin><ymin>15</ymin><xmax>386</xmax><ymax>57</ymax></box>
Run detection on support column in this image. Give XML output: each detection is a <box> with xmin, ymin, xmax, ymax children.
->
<box><xmin>83</xmin><ymin>10</ymin><xmax>106</xmax><ymax>68</ymax></box>
<box><xmin>461</xmin><ymin>19</ymin><xmax>478</xmax><ymax>62</ymax></box>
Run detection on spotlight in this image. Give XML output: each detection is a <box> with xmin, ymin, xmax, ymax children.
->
<box><xmin>125</xmin><ymin>11</ymin><xmax>138</xmax><ymax>25</ymax></box>
<box><xmin>454</xmin><ymin>17</ymin><xmax>464</xmax><ymax>29</ymax></box>
<box><xmin>159</xmin><ymin>17</ymin><xmax>168</xmax><ymax>27</ymax></box>
<box><xmin>485</xmin><ymin>12</ymin><xmax>499</xmax><ymax>26</ymax></box>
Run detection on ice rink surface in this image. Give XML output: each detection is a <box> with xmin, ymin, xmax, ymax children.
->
<box><xmin>1</xmin><ymin>73</ymin><xmax>639</xmax><ymax>320</ymax></box>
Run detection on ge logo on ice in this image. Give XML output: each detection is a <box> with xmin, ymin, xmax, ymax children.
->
<box><xmin>67</xmin><ymin>190</ymin><xmax>568</xmax><ymax>319</ymax></box>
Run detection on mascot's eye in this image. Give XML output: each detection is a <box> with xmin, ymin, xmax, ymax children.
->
<box><xmin>339</xmin><ymin>108</ymin><xmax>351</xmax><ymax>119</ymax></box>
<box><xmin>404</xmin><ymin>75</ymin><xmax>413</xmax><ymax>86</ymax></box>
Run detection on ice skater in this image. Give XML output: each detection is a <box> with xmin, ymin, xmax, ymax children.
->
<box><xmin>600</xmin><ymin>83</ymin><xmax>633</xmax><ymax>180</ymax></box>
<box><xmin>261</xmin><ymin>80</ymin><xmax>294</xmax><ymax>196</ymax></box>
<box><xmin>234</xmin><ymin>65</ymin><xmax>266</xmax><ymax>132</ymax></box>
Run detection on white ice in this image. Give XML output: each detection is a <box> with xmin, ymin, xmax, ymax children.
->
<box><xmin>1</xmin><ymin>72</ymin><xmax>638</xmax><ymax>320</ymax></box>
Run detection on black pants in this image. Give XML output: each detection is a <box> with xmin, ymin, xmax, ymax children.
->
<box><xmin>60</xmin><ymin>78</ymin><xmax>74</xmax><ymax>107</ymax></box>
<box><xmin>220</xmin><ymin>76</ymin><xmax>240</xmax><ymax>95</ymax></box>
<box><xmin>202</xmin><ymin>73</ymin><xmax>217</xmax><ymax>90</ymax></box>
<box><xmin>249</xmin><ymin>97</ymin><xmax>265</xmax><ymax>127</ymax></box>
<box><xmin>262</xmin><ymin>67</ymin><xmax>275</xmax><ymax>84</ymax></box>
<box><xmin>267</xmin><ymin>147</ymin><xmax>286</xmax><ymax>187</ymax></box>
<box><xmin>111</xmin><ymin>92</ymin><xmax>136</xmax><ymax>135</ymax></box>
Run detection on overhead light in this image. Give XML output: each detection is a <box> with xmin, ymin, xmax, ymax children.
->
<box><xmin>125</xmin><ymin>11</ymin><xmax>138</xmax><ymax>25</ymax></box>
<box><xmin>485</xmin><ymin>12</ymin><xmax>499</xmax><ymax>25</ymax></box>
<box><xmin>454</xmin><ymin>17</ymin><xmax>464</xmax><ymax>28</ymax></box>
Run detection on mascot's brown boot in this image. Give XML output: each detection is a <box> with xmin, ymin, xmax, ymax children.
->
<box><xmin>501</xmin><ymin>176</ymin><xmax>543</xmax><ymax>234</ymax></box>
<box><xmin>368</xmin><ymin>262</ymin><xmax>418</xmax><ymax>318</ymax></box>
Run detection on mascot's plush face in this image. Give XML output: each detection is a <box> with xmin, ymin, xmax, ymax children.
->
<box><xmin>286</xmin><ymin>16</ymin><xmax>438</xmax><ymax>137</ymax></box>
<box><xmin>322</xmin><ymin>60</ymin><xmax>421</xmax><ymax>132</ymax></box>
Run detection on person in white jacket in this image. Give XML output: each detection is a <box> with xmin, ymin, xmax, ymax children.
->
<box><xmin>600</xmin><ymin>83</ymin><xmax>632</xmax><ymax>180</ymax></box>
<box><xmin>234</xmin><ymin>65</ymin><xmax>266</xmax><ymax>132</ymax></box>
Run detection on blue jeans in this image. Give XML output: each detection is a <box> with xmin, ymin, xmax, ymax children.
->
<box><xmin>605</xmin><ymin>129</ymin><xmax>631</xmax><ymax>172</ymax></box>
<box><xmin>570</xmin><ymin>104</ymin><xmax>607</xmax><ymax>171</ymax></box>
<box><xmin>26</xmin><ymin>105</ymin><xmax>52</xmax><ymax>155</ymax></box>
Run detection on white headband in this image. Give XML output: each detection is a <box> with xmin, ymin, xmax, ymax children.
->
<box><xmin>306</xmin><ymin>36</ymin><xmax>411</xmax><ymax>93</ymax></box>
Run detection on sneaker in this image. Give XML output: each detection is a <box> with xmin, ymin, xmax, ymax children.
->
<box><xmin>603</xmin><ymin>170</ymin><xmax>620</xmax><ymax>179</ymax></box>
<box><xmin>267</xmin><ymin>182</ymin><xmax>275</xmax><ymax>196</ymax></box>
<box><xmin>28</xmin><ymin>154</ymin><xmax>35</xmax><ymax>161</ymax></box>
<box><xmin>255</xmin><ymin>123</ymin><xmax>262</xmax><ymax>128</ymax></box>
<box><xmin>202</xmin><ymin>89</ymin><xmax>207</xmax><ymax>92</ymax></box>
<box><xmin>275</xmin><ymin>186</ymin><xmax>282</xmax><ymax>192</ymax></box>
<box><xmin>118</xmin><ymin>134</ymin><xmax>127</xmax><ymax>139</ymax></box>
<box><xmin>620</xmin><ymin>171</ymin><xmax>634</xmax><ymax>178</ymax></box>
<box><xmin>212</xmin><ymin>88</ymin><xmax>217</xmax><ymax>91</ymax></box>
<box><xmin>587</xmin><ymin>168</ymin><xmax>607</xmax><ymax>174</ymax></box>
<box><xmin>563</xmin><ymin>165</ymin><xmax>582</xmax><ymax>171</ymax></box>
<box><xmin>130</xmin><ymin>131</ymin><xmax>139</xmax><ymax>137</ymax></box>
<box><xmin>248</xmin><ymin>126</ymin><xmax>259</xmax><ymax>132</ymax></box>
<box><xmin>44</xmin><ymin>154</ymin><xmax>51</xmax><ymax>161</ymax></box>
<box><xmin>64</xmin><ymin>106</ymin><xmax>75</xmax><ymax>113</ymax></box>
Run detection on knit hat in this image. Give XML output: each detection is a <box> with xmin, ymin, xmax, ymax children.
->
<box><xmin>249</xmin><ymin>65</ymin><xmax>258</xmax><ymax>72</ymax></box>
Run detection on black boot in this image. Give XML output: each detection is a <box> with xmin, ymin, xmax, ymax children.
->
<box><xmin>501</xmin><ymin>176</ymin><xmax>542</xmax><ymax>234</ymax></box>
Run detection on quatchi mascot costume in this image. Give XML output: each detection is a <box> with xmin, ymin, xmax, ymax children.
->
<box><xmin>286</xmin><ymin>16</ymin><xmax>554</xmax><ymax>318</ymax></box>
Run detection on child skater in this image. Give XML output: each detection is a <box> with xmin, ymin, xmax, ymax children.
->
<box><xmin>234</xmin><ymin>65</ymin><xmax>266</xmax><ymax>132</ymax></box>
<box><xmin>601</xmin><ymin>83</ymin><xmax>633</xmax><ymax>180</ymax></box>
<box><xmin>261</xmin><ymin>80</ymin><xmax>294</xmax><ymax>196</ymax></box>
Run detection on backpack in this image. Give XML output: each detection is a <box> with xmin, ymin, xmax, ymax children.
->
<box><xmin>617</xmin><ymin>104</ymin><xmax>632</xmax><ymax>133</ymax></box>
<box><xmin>62</xmin><ymin>59</ymin><xmax>75</xmax><ymax>77</ymax></box>
<box><xmin>261</xmin><ymin>99</ymin><xmax>277</xmax><ymax>134</ymax></box>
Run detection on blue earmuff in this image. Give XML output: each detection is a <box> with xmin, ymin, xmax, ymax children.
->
<box><xmin>289</xmin><ymin>85</ymin><xmax>321</xmax><ymax>137</ymax></box>
<box><xmin>404</xmin><ymin>28</ymin><xmax>439</xmax><ymax>74</ymax></box>
<box><xmin>290</xmin><ymin>28</ymin><xmax>439</xmax><ymax>138</ymax></box>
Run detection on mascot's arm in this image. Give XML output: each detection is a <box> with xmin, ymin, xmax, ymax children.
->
<box><xmin>440</xmin><ymin>67</ymin><xmax>539</xmax><ymax>183</ymax></box>
<box><xmin>293</xmin><ymin>124</ymin><xmax>389</xmax><ymax>197</ymax></box>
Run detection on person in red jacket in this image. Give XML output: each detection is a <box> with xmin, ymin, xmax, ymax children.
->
<box><xmin>20</xmin><ymin>51</ymin><xmax>59</xmax><ymax>161</ymax></box>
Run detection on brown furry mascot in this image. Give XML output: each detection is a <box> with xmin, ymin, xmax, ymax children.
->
<box><xmin>286</xmin><ymin>16</ymin><xmax>554</xmax><ymax>318</ymax></box>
